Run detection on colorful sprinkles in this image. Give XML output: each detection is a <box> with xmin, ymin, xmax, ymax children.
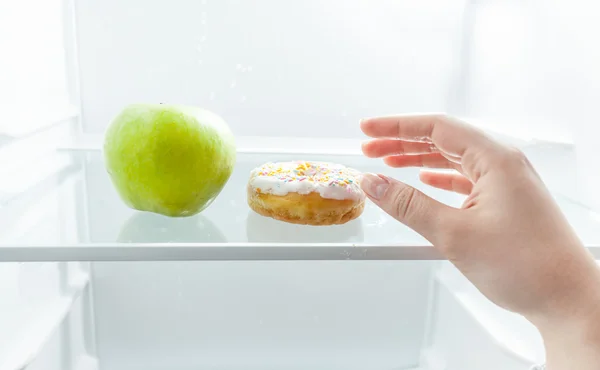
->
<box><xmin>249</xmin><ymin>161</ymin><xmax>366</xmax><ymax>201</ymax></box>
<box><xmin>254</xmin><ymin>161</ymin><xmax>356</xmax><ymax>189</ymax></box>
<box><xmin>249</xmin><ymin>161</ymin><xmax>365</xmax><ymax>199</ymax></box>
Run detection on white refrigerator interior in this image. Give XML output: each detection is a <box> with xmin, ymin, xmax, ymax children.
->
<box><xmin>2</xmin><ymin>1</ymin><xmax>600</xmax><ymax>370</ymax></box>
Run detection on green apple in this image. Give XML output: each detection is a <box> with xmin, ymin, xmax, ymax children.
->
<box><xmin>104</xmin><ymin>103</ymin><xmax>236</xmax><ymax>217</ymax></box>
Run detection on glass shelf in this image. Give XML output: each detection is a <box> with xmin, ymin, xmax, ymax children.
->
<box><xmin>1</xmin><ymin>148</ymin><xmax>599</xmax><ymax>262</ymax></box>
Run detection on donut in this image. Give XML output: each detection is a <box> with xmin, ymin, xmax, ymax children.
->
<box><xmin>247</xmin><ymin>161</ymin><xmax>366</xmax><ymax>225</ymax></box>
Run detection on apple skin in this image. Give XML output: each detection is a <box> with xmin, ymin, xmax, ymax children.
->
<box><xmin>103</xmin><ymin>104</ymin><xmax>236</xmax><ymax>217</ymax></box>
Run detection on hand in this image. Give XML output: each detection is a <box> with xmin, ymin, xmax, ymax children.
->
<box><xmin>359</xmin><ymin>114</ymin><xmax>600</xmax><ymax>369</ymax></box>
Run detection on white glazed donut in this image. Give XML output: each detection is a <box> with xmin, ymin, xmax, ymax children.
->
<box><xmin>247</xmin><ymin>161</ymin><xmax>366</xmax><ymax>225</ymax></box>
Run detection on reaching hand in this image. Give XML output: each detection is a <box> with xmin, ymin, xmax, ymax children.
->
<box><xmin>359</xmin><ymin>114</ymin><xmax>600</xmax><ymax>370</ymax></box>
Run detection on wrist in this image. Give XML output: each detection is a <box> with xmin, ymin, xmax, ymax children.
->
<box><xmin>530</xmin><ymin>263</ymin><xmax>600</xmax><ymax>369</ymax></box>
<box><xmin>538</xmin><ymin>316</ymin><xmax>600</xmax><ymax>370</ymax></box>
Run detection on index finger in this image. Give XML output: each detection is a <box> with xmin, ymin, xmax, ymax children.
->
<box><xmin>360</xmin><ymin>114</ymin><xmax>491</xmax><ymax>158</ymax></box>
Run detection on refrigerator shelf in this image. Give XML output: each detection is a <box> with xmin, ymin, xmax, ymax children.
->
<box><xmin>1</xmin><ymin>148</ymin><xmax>599</xmax><ymax>262</ymax></box>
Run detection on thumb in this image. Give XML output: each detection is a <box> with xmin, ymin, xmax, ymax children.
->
<box><xmin>360</xmin><ymin>173</ymin><xmax>455</xmax><ymax>241</ymax></box>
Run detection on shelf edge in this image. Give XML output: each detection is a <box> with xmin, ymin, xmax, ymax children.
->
<box><xmin>0</xmin><ymin>244</ymin><xmax>442</xmax><ymax>262</ymax></box>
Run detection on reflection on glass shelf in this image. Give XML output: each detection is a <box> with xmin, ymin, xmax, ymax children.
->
<box><xmin>1</xmin><ymin>149</ymin><xmax>600</xmax><ymax>262</ymax></box>
<box><xmin>117</xmin><ymin>212</ymin><xmax>228</xmax><ymax>244</ymax></box>
<box><xmin>246</xmin><ymin>211</ymin><xmax>364</xmax><ymax>243</ymax></box>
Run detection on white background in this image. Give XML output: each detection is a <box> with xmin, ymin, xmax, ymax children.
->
<box><xmin>2</xmin><ymin>0</ymin><xmax>600</xmax><ymax>143</ymax></box>
<box><xmin>68</xmin><ymin>0</ymin><xmax>597</xmax><ymax>143</ymax></box>
<box><xmin>74</xmin><ymin>0</ymin><xmax>462</xmax><ymax>138</ymax></box>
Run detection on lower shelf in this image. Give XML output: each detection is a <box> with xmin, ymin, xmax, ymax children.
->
<box><xmin>0</xmin><ymin>264</ymin><xmax>93</xmax><ymax>370</ymax></box>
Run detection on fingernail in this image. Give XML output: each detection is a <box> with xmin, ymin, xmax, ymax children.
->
<box><xmin>361</xmin><ymin>173</ymin><xmax>390</xmax><ymax>200</ymax></box>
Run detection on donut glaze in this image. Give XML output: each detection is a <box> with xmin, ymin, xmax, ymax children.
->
<box><xmin>248</xmin><ymin>161</ymin><xmax>365</xmax><ymax>201</ymax></box>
